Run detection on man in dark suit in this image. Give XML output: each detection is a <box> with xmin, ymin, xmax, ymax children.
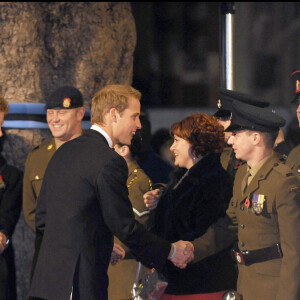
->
<box><xmin>29</xmin><ymin>84</ymin><xmax>194</xmax><ymax>300</ymax></box>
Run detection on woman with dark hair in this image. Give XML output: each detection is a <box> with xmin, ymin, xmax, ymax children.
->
<box><xmin>145</xmin><ymin>113</ymin><xmax>237</xmax><ymax>300</ymax></box>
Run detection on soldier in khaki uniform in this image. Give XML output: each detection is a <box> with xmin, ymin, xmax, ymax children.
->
<box><xmin>23</xmin><ymin>86</ymin><xmax>85</xmax><ymax>232</ymax></box>
<box><xmin>22</xmin><ymin>86</ymin><xmax>85</xmax><ymax>281</ymax></box>
<box><xmin>193</xmin><ymin>100</ymin><xmax>300</xmax><ymax>300</ymax></box>
<box><xmin>23</xmin><ymin>140</ymin><xmax>56</xmax><ymax>232</ymax></box>
<box><xmin>108</xmin><ymin>133</ymin><xmax>153</xmax><ymax>300</ymax></box>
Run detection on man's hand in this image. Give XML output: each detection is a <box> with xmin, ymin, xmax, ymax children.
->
<box><xmin>168</xmin><ymin>240</ymin><xmax>194</xmax><ymax>269</ymax></box>
<box><xmin>110</xmin><ymin>243</ymin><xmax>125</xmax><ymax>266</ymax></box>
<box><xmin>143</xmin><ymin>188</ymin><xmax>161</xmax><ymax>210</ymax></box>
<box><xmin>0</xmin><ymin>232</ymin><xmax>8</xmax><ymax>254</ymax></box>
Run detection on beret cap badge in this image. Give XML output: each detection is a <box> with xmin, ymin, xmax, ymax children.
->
<box><xmin>62</xmin><ymin>97</ymin><xmax>71</xmax><ymax>108</ymax></box>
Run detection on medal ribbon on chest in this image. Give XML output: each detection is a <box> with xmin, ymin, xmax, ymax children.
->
<box><xmin>252</xmin><ymin>193</ymin><xmax>265</xmax><ymax>214</ymax></box>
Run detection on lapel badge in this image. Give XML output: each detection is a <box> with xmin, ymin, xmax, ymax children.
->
<box><xmin>62</xmin><ymin>97</ymin><xmax>71</xmax><ymax>108</ymax></box>
<box><xmin>252</xmin><ymin>193</ymin><xmax>265</xmax><ymax>214</ymax></box>
<box><xmin>47</xmin><ymin>144</ymin><xmax>53</xmax><ymax>150</ymax></box>
<box><xmin>0</xmin><ymin>174</ymin><xmax>5</xmax><ymax>189</ymax></box>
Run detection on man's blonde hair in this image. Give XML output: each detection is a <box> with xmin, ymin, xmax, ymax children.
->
<box><xmin>0</xmin><ymin>96</ymin><xmax>9</xmax><ymax>115</ymax></box>
<box><xmin>91</xmin><ymin>85</ymin><xmax>141</xmax><ymax>125</ymax></box>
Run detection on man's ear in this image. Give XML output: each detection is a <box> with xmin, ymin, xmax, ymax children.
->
<box><xmin>117</xmin><ymin>145</ymin><xmax>130</xmax><ymax>158</ymax></box>
<box><xmin>121</xmin><ymin>145</ymin><xmax>130</xmax><ymax>157</ymax></box>
<box><xmin>252</xmin><ymin>132</ymin><xmax>261</xmax><ymax>145</ymax></box>
<box><xmin>77</xmin><ymin>107</ymin><xmax>86</xmax><ymax>121</ymax></box>
<box><xmin>109</xmin><ymin>108</ymin><xmax>119</xmax><ymax>123</ymax></box>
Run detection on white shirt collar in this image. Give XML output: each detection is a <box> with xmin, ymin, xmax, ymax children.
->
<box><xmin>90</xmin><ymin>124</ymin><xmax>113</xmax><ymax>148</ymax></box>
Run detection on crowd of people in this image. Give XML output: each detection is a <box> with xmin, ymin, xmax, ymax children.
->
<box><xmin>0</xmin><ymin>77</ymin><xmax>299</xmax><ymax>300</ymax></box>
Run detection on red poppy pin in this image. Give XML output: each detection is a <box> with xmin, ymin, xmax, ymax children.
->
<box><xmin>62</xmin><ymin>97</ymin><xmax>71</xmax><ymax>108</ymax></box>
<box><xmin>245</xmin><ymin>198</ymin><xmax>250</xmax><ymax>209</ymax></box>
<box><xmin>0</xmin><ymin>174</ymin><xmax>5</xmax><ymax>189</ymax></box>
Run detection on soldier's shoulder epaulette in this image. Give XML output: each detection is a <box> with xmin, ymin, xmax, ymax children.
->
<box><xmin>31</xmin><ymin>139</ymin><xmax>54</xmax><ymax>153</ymax></box>
<box><xmin>273</xmin><ymin>161</ymin><xmax>295</xmax><ymax>177</ymax></box>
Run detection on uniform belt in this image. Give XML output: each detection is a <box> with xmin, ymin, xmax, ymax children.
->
<box><xmin>231</xmin><ymin>243</ymin><xmax>283</xmax><ymax>266</ymax></box>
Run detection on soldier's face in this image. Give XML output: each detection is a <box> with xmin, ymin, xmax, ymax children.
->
<box><xmin>228</xmin><ymin>130</ymin><xmax>254</xmax><ymax>162</ymax></box>
<box><xmin>170</xmin><ymin>135</ymin><xmax>193</xmax><ymax>169</ymax></box>
<box><xmin>47</xmin><ymin>107</ymin><xmax>84</xmax><ymax>142</ymax></box>
<box><xmin>113</xmin><ymin>97</ymin><xmax>141</xmax><ymax>146</ymax></box>
<box><xmin>297</xmin><ymin>103</ymin><xmax>300</xmax><ymax>127</ymax></box>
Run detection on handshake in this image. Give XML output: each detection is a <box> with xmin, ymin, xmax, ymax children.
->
<box><xmin>111</xmin><ymin>240</ymin><xmax>194</xmax><ymax>269</ymax></box>
<box><xmin>168</xmin><ymin>240</ymin><xmax>194</xmax><ymax>269</ymax></box>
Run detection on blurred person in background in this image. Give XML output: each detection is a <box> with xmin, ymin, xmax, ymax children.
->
<box><xmin>137</xmin><ymin>113</ymin><xmax>173</xmax><ymax>184</ymax></box>
<box><xmin>108</xmin><ymin>132</ymin><xmax>153</xmax><ymax>300</ymax></box>
<box><xmin>286</xmin><ymin>70</ymin><xmax>300</xmax><ymax>178</ymax></box>
<box><xmin>151</xmin><ymin>128</ymin><xmax>175</xmax><ymax>168</ymax></box>
<box><xmin>214</xmin><ymin>88</ymin><xmax>270</xmax><ymax>183</ymax></box>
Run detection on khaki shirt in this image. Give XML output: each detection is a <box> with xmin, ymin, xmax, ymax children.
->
<box><xmin>22</xmin><ymin>139</ymin><xmax>56</xmax><ymax>232</ymax></box>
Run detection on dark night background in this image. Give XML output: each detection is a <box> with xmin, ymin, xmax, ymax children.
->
<box><xmin>130</xmin><ymin>2</ymin><xmax>300</xmax><ymax>110</ymax></box>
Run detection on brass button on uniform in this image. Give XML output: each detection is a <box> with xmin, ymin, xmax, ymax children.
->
<box><xmin>241</xmin><ymin>224</ymin><xmax>245</xmax><ymax>229</ymax></box>
<box><xmin>240</xmin><ymin>242</ymin><xmax>245</xmax><ymax>247</ymax></box>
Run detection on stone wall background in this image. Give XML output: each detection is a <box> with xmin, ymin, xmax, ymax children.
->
<box><xmin>0</xmin><ymin>2</ymin><xmax>136</xmax><ymax>299</ymax></box>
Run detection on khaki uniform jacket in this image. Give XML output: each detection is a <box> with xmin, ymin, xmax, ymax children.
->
<box><xmin>108</xmin><ymin>160</ymin><xmax>152</xmax><ymax>300</ymax></box>
<box><xmin>22</xmin><ymin>139</ymin><xmax>56</xmax><ymax>232</ymax></box>
<box><xmin>224</xmin><ymin>151</ymin><xmax>300</xmax><ymax>300</ymax></box>
<box><xmin>286</xmin><ymin>144</ymin><xmax>300</xmax><ymax>180</ymax></box>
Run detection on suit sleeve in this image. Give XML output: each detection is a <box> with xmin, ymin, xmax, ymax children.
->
<box><xmin>23</xmin><ymin>153</ymin><xmax>36</xmax><ymax>232</ymax></box>
<box><xmin>97</xmin><ymin>156</ymin><xmax>171</xmax><ymax>271</ymax></box>
<box><xmin>0</xmin><ymin>166</ymin><xmax>23</xmax><ymax>238</ymax></box>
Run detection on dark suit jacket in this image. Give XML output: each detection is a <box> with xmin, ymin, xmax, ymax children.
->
<box><xmin>29</xmin><ymin>129</ymin><xmax>171</xmax><ymax>300</ymax></box>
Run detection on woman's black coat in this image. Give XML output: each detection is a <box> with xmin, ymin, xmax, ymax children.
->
<box><xmin>152</xmin><ymin>153</ymin><xmax>237</xmax><ymax>295</ymax></box>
